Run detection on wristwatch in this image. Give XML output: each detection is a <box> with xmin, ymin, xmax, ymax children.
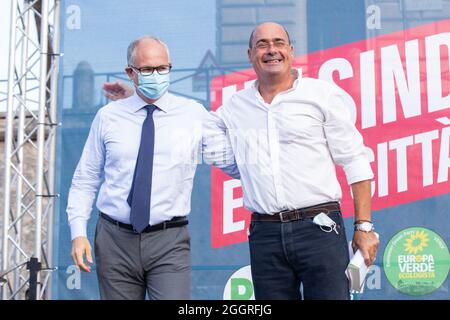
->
<box><xmin>354</xmin><ymin>221</ymin><xmax>374</xmax><ymax>233</ymax></box>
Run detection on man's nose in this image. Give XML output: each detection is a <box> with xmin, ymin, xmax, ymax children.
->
<box><xmin>265</xmin><ymin>46</ymin><xmax>277</xmax><ymax>55</ymax></box>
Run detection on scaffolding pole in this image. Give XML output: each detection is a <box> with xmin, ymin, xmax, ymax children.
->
<box><xmin>1</xmin><ymin>0</ymin><xmax>61</xmax><ymax>300</ymax></box>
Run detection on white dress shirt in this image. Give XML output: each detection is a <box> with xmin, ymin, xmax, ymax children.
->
<box><xmin>203</xmin><ymin>75</ymin><xmax>374</xmax><ymax>214</ymax></box>
<box><xmin>67</xmin><ymin>91</ymin><xmax>209</xmax><ymax>239</ymax></box>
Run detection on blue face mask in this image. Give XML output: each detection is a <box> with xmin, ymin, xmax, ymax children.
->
<box><xmin>135</xmin><ymin>72</ymin><xmax>170</xmax><ymax>100</ymax></box>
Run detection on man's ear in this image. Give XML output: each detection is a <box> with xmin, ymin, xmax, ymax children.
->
<box><xmin>247</xmin><ymin>48</ymin><xmax>252</xmax><ymax>63</ymax></box>
<box><xmin>125</xmin><ymin>67</ymin><xmax>137</xmax><ymax>83</ymax></box>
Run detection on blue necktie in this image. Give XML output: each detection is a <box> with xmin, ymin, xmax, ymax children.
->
<box><xmin>127</xmin><ymin>104</ymin><xmax>156</xmax><ymax>233</ymax></box>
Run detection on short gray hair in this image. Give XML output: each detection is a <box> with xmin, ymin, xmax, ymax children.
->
<box><xmin>127</xmin><ymin>35</ymin><xmax>170</xmax><ymax>65</ymax></box>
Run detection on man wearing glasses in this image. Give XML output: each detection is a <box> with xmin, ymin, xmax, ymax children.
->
<box><xmin>66</xmin><ymin>36</ymin><xmax>238</xmax><ymax>299</ymax></box>
<box><xmin>204</xmin><ymin>22</ymin><xmax>379</xmax><ymax>299</ymax></box>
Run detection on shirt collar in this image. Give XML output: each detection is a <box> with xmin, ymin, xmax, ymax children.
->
<box><xmin>129</xmin><ymin>90</ymin><xmax>171</xmax><ymax>113</ymax></box>
<box><xmin>252</xmin><ymin>68</ymin><xmax>301</xmax><ymax>95</ymax></box>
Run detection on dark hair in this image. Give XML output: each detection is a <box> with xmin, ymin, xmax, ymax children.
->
<box><xmin>248</xmin><ymin>25</ymin><xmax>291</xmax><ymax>48</ymax></box>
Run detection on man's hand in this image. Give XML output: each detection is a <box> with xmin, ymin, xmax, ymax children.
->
<box><xmin>71</xmin><ymin>236</ymin><xmax>93</xmax><ymax>272</ymax></box>
<box><xmin>352</xmin><ymin>231</ymin><xmax>379</xmax><ymax>267</ymax></box>
<box><xmin>350</xmin><ymin>179</ymin><xmax>378</xmax><ymax>266</ymax></box>
<box><xmin>103</xmin><ymin>81</ymin><xmax>134</xmax><ymax>101</ymax></box>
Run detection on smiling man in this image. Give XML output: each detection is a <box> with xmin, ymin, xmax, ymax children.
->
<box><xmin>203</xmin><ymin>22</ymin><xmax>379</xmax><ymax>300</ymax></box>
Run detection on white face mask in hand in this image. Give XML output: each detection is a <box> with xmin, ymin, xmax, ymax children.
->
<box><xmin>313</xmin><ymin>212</ymin><xmax>339</xmax><ymax>234</ymax></box>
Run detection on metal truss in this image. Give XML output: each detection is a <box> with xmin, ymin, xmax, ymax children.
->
<box><xmin>1</xmin><ymin>0</ymin><xmax>61</xmax><ymax>300</ymax></box>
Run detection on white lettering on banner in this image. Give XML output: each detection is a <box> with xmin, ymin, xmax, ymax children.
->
<box><xmin>436</xmin><ymin>117</ymin><xmax>450</xmax><ymax>125</ymax></box>
<box><xmin>438</xmin><ymin>126</ymin><xmax>450</xmax><ymax>183</ymax></box>
<box><xmin>381</xmin><ymin>40</ymin><xmax>421</xmax><ymax>124</ymax></box>
<box><xmin>319</xmin><ymin>58</ymin><xmax>357</xmax><ymax>124</ymax></box>
<box><xmin>426</xmin><ymin>33</ymin><xmax>450</xmax><ymax>112</ymax></box>
<box><xmin>377</xmin><ymin>142</ymin><xmax>388</xmax><ymax>197</ymax></box>
<box><xmin>360</xmin><ymin>50</ymin><xmax>376</xmax><ymax>129</ymax></box>
<box><xmin>369</xmin><ymin>126</ymin><xmax>450</xmax><ymax>197</ymax></box>
<box><xmin>415</xmin><ymin>130</ymin><xmax>439</xmax><ymax>186</ymax></box>
<box><xmin>389</xmin><ymin>136</ymin><xmax>414</xmax><ymax>193</ymax></box>
<box><xmin>223</xmin><ymin>179</ymin><xmax>244</xmax><ymax>234</ymax></box>
<box><xmin>220</xmin><ymin>35</ymin><xmax>450</xmax><ymax>130</ymax></box>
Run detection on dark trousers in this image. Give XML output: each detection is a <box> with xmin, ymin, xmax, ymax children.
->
<box><xmin>248</xmin><ymin>211</ymin><xmax>350</xmax><ymax>300</ymax></box>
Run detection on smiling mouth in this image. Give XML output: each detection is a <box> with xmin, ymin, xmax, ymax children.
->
<box><xmin>263</xmin><ymin>59</ymin><xmax>283</xmax><ymax>64</ymax></box>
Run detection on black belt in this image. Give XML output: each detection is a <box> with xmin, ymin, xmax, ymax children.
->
<box><xmin>252</xmin><ymin>201</ymin><xmax>340</xmax><ymax>222</ymax></box>
<box><xmin>100</xmin><ymin>212</ymin><xmax>188</xmax><ymax>233</ymax></box>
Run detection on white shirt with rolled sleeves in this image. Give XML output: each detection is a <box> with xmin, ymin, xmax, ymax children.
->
<box><xmin>67</xmin><ymin>91</ymin><xmax>239</xmax><ymax>240</ymax></box>
<box><xmin>203</xmin><ymin>76</ymin><xmax>374</xmax><ymax>214</ymax></box>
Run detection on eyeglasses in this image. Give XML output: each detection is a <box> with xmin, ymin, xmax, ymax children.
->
<box><xmin>253</xmin><ymin>39</ymin><xmax>289</xmax><ymax>50</ymax></box>
<box><xmin>130</xmin><ymin>64</ymin><xmax>172</xmax><ymax>76</ymax></box>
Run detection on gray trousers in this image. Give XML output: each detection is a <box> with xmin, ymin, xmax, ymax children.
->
<box><xmin>94</xmin><ymin>215</ymin><xmax>191</xmax><ymax>300</ymax></box>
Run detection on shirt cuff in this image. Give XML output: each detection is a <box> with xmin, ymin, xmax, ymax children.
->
<box><xmin>343</xmin><ymin>158</ymin><xmax>374</xmax><ymax>185</ymax></box>
<box><xmin>69</xmin><ymin>219</ymin><xmax>88</xmax><ymax>240</ymax></box>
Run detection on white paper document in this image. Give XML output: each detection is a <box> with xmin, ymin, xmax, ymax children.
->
<box><xmin>345</xmin><ymin>232</ymin><xmax>379</xmax><ymax>293</ymax></box>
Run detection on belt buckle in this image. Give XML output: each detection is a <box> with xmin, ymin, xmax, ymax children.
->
<box><xmin>279</xmin><ymin>210</ymin><xmax>290</xmax><ymax>223</ymax></box>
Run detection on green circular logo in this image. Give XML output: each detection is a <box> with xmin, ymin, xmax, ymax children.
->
<box><xmin>384</xmin><ymin>227</ymin><xmax>450</xmax><ymax>296</ymax></box>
